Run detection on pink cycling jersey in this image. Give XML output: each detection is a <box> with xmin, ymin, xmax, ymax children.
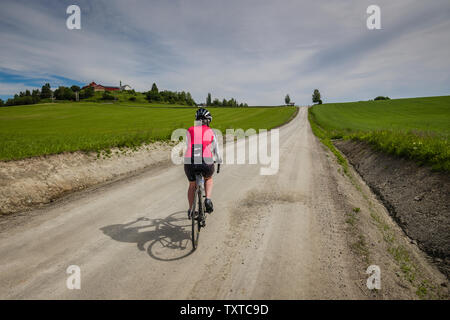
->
<box><xmin>184</xmin><ymin>125</ymin><xmax>219</xmax><ymax>165</ymax></box>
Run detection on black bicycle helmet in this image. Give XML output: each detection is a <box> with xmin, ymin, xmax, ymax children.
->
<box><xmin>195</xmin><ymin>108</ymin><xmax>212</xmax><ymax>124</ymax></box>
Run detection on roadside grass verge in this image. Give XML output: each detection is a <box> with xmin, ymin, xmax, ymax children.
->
<box><xmin>308</xmin><ymin>108</ymin><xmax>349</xmax><ymax>175</ymax></box>
<box><xmin>348</xmin><ymin>130</ymin><xmax>449</xmax><ymax>171</ymax></box>
<box><xmin>308</xmin><ymin>96</ymin><xmax>450</xmax><ymax>172</ymax></box>
<box><xmin>0</xmin><ymin>103</ymin><xmax>296</xmax><ymax>161</ymax></box>
<box><xmin>308</xmin><ymin>98</ymin><xmax>448</xmax><ymax>299</ymax></box>
<box><xmin>369</xmin><ymin>208</ymin><xmax>441</xmax><ymax>299</ymax></box>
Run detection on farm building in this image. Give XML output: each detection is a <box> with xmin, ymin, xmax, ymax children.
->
<box><xmin>82</xmin><ymin>82</ymin><xmax>120</xmax><ymax>92</ymax></box>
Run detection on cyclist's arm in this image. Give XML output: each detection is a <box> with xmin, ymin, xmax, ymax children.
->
<box><xmin>211</xmin><ymin>133</ymin><xmax>223</xmax><ymax>164</ymax></box>
<box><xmin>185</xmin><ymin>131</ymin><xmax>190</xmax><ymax>150</ymax></box>
<box><xmin>183</xmin><ymin>130</ymin><xmax>191</xmax><ymax>162</ymax></box>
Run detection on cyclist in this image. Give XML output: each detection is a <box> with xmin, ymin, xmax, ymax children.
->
<box><xmin>184</xmin><ymin>108</ymin><xmax>222</xmax><ymax>217</ymax></box>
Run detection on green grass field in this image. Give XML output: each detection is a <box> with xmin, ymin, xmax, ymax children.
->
<box><xmin>309</xmin><ymin>96</ymin><xmax>450</xmax><ymax>171</ymax></box>
<box><xmin>82</xmin><ymin>91</ymin><xmax>149</xmax><ymax>103</ymax></box>
<box><xmin>0</xmin><ymin>102</ymin><xmax>296</xmax><ymax>161</ymax></box>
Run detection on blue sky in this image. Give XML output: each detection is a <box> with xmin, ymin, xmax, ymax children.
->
<box><xmin>0</xmin><ymin>70</ymin><xmax>84</xmax><ymax>101</ymax></box>
<box><xmin>0</xmin><ymin>0</ymin><xmax>449</xmax><ymax>105</ymax></box>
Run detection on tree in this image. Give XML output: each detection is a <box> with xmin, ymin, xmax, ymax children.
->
<box><xmin>206</xmin><ymin>93</ymin><xmax>212</xmax><ymax>106</ymax></box>
<box><xmin>186</xmin><ymin>92</ymin><xmax>195</xmax><ymax>106</ymax></box>
<box><xmin>212</xmin><ymin>98</ymin><xmax>220</xmax><ymax>106</ymax></box>
<box><xmin>312</xmin><ymin>89</ymin><xmax>321</xmax><ymax>104</ymax></box>
<box><xmin>70</xmin><ymin>85</ymin><xmax>81</xmax><ymax>92</ymax></box>
<box><xmin>146</xmin><ymin>83</ymin><xmax>161</xmax><ymax>102</ymax></box>
<box><xmin>374</xmin><ymin>96</ymin><xmax>390</xmax><ymax>100</ymax></box>
<box><xmin>0</xmin><ymin>98</ymin><xmax>4</xmax><ymax>107</ymax></box>
<box><xmin>102</xmin><ymin>91</ymin><xmax>114</xmax><ymax>100</ymax></box>
<box><xmin>31</xmin><ymin>89</ymin><xmax>41</xmax><ymax>103</ymax></box>
<box><xmin>54</xmin><ymin>86</ymin><xmax>75</xmax><ymax>100</ymax></box>
<box><xmin>285</xmin><ymin>94</ymin><xmax>291</xmax><ymax>105</ymax></box>
<box><xmin>146</xmin><ymin>86</ymin><xmax>194</xmax><ymax>105</ymax></box>
<box><xmin>53</xmin><ymin>87</ymin><xmax>63</xmax><ymax>100</ymax></box>
<box><xmin>222</xmin><ymin>98</ymin><xmax>228</xmax><ymax>106</ymax></box>
<box><xmin>179</xmin><ymin>91</ymin><xmax>187</xmax><ymax>104</ymax></box>
<box><xmin>41</xmin><ymin>83</ymin><xmax>52</xmax><ymax>99</ymax></box>
<box><xmin>63</xmin><ymin>87</ymin><xmax>72</xmax><ymax>100</ymax></box>
<box><xmin>79</xmin><ymin>86</ymin><xmax>94</xmax><ymax>99</ymax></box>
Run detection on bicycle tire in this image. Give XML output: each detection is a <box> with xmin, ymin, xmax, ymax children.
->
<box><xmin>198</xmin><ymin>188</ymin><xmax>204</xmax><ymax>230</ymax></box>
<box><xmin>191</xmin><ymin>189</ymin><xmax>199</xmax><ymax>250</ymax></box>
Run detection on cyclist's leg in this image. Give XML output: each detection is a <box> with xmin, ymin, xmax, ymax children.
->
<box><xmin>205</xmin><ymin>177</ymin><xmax>213</xmax><ymax>198</ymax></box>
<box><xmin>202</xmin><ymin>163</ymin><xmax>215</xmax><ymax>213</ymax></box>
<box><xmin>202</xmin><ymin>163</ymin><xmax>214</xmax><ymax>197</ymax></box>
<box><xmin>188</xmin><ymin>181</ymin><xmax>196</xmax><ymax>208</ymax></box>
<box><xmin>184</xmin><ymin>164</ymin><xmax>196</xmax><ymax>211</ymax></box>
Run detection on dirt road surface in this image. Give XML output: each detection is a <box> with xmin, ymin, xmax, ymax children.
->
<box><xmin>0</xmin><ymin>108</ymin><xmax>446</xmax><ymax>299</ymax></box>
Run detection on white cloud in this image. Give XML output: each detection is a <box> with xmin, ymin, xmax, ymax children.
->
<box><xmin>0</xmin><ymin>0</ymin><xmax>449</xmax><ymax>105</ymax></box>
<box><xmin>0</xmin><ymin>82</ymin><xmax>37</xmax><ymax>96</ymax></box>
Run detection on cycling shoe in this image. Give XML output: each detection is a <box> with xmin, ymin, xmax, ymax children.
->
<box><xmin>205</xmin><ymin>198</ymin><xmax>214</xmax><ymax>213</ymax></box>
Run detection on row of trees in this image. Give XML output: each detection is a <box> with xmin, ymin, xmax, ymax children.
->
<box><xmin>1</xmin><ymin>83</ymin><xmax>96</xmax><ymax>107</ymax></box>
<box><xmin>146</xmin><ymin>83</ymin><xmax>196</xmax><ymax>106</ymax></box>
<box><xmin>52</xmin><ymin>84</ymin><xmax>95</xmax><ymax>100</ymax></box>
<box><xmin>205</xmin><ymin>93</ymin><xmax>248</xmax><ymax>107</ymax></box>
<box><xmin>2</xmin><ymin>81</ymin><xmax>198</xmax><ymax>107</ymax></box>
<box><xmin>1</xmin><ymin>89</ymin><xmax>42</xmax><ymax>106</ymax></box>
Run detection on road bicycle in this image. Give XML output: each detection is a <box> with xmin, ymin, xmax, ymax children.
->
<box><xmin>189</xmin><ymin>163</ymin><xmax>220</xmax><ymax>250</ymax></box>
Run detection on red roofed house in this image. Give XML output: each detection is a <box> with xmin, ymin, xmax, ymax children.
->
<box><xmin>82</xmin><ymin>82</ymin><xmax>120</xmax><ymax>92</ymax></box>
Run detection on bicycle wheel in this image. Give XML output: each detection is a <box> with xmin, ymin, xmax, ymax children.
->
<box><xmin>191</xmin><ymin>188</ymin><xmax>200</xmax><ymax>250</ymax></box>
<box><xmin>197</xmin><ymin>188</ymin><xmax>204</xmax><ymax>229</ymax></box>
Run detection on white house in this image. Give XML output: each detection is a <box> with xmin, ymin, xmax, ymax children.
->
<box><xmin>120</xmin><ymin>84</ymin><xmax>132</xmax><ymax>91</ymax></box>
<box><xmin>119</xmin><ymin>81</ymin><xmax>132</xmax><ymax>91</ymax></box>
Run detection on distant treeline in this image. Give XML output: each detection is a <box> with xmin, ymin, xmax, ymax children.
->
<box><xmin>205</xmin><ymin>92</ymin><xmax>248</xmax><ymax>107</ymax></box>
<box><xmin>146</xmin><ymin>83</ymin><xmax>196</xmax><ymax>106</ymax></box>
<box><xmin>0</xmin><ymin>83</ymin><xmax>96</xmax><ymax>106</ymax></box>
<box><xmin>0</xmin><ymin>82</ymin><xmax>197</xmax><ymax>107</ymax></box>
<box><xmin>374</xmin><ymin>96</ymin><xmax>390</xmax><ymax>100</ymax></box>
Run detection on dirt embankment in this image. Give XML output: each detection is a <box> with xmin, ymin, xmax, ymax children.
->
<box><xmin>335</xmin><ymin>140</ymin><xmax>450</xmax><ymax>277</ymax></box>
<box><xmin>0</xmin><ymin>142</ymin><xmax>173</xmax><ymax>215</ymax></box>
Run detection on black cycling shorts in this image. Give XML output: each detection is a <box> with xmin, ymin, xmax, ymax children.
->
<box><xmin>184</xmin><ymin>163</ymin><xmax>214</xmax><ymax>182</ymax></box>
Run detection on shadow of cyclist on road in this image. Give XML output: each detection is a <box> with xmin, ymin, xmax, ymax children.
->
<box><xmin>100</xmin><ymin>211</ymin><xmax>193</xmax><ymax>261</ymax></box>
